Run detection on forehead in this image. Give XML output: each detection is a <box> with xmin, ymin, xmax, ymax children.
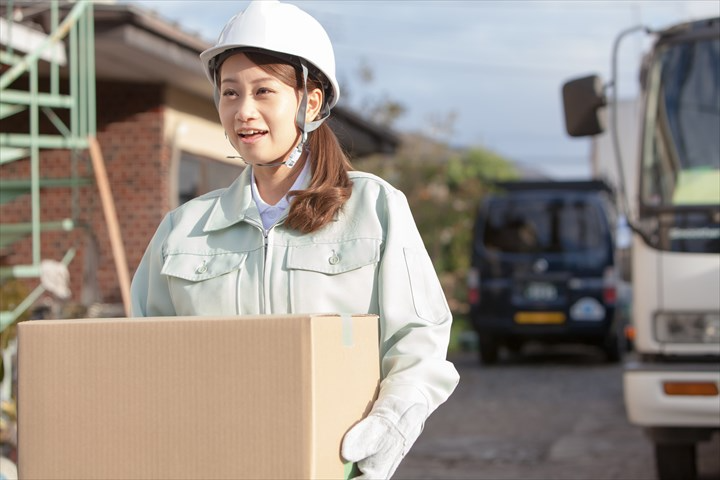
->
<box><xmin>219</xmin><ymin>53</ymin><xmax>284</xmax><ymax>83</ymax></box>
<box><xmin>219</xmin><ymin>53</ymin><xmax>276</xmax><ymax>81</ymax></box>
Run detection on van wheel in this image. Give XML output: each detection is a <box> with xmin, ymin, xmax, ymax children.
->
<box><xmin>655</xmin><ymin>443</ymin><xmax>697</xmax><ymax>480</ymax></box>
<box><xmin>505</xmin><ymin>338</ymin><xmax>524</xmax><ymax>354</ymax></box>
<box><xmin>601</xmin><ymin>329</ymin><xmax>624</xmax><ymax>363</ymax></box>
<box><xmin>478</xmin><ymin>335</ymin><xmax>499</xmax><ymax>365</ymax></box>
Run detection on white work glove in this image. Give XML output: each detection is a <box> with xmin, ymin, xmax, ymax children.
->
<box><xmin>341</xmin><ymin>395</ymin><xmax>428</xmax><ymax>480</ymax></box>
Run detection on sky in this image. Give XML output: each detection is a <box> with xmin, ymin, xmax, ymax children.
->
<box><xmin>124</xmin><ymin>0</ymin><xmax>720</xmax><ymax>179</ymax></box>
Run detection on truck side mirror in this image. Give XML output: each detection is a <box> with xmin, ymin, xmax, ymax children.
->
<box><xmin>562</xmin><ymin>75</ymin><xmax>607</xmax><ymax>137</ymax></box>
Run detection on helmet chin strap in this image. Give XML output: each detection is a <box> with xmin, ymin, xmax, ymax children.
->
<box><xmin>253</xmin><ymin>131</ymin><xmax>306</xmax><ymax>168</ymax></box>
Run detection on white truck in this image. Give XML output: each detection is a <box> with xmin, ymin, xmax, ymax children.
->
<box><xmin>561</xmin><ymin>17</ymin><xmax>720</xmax><ymax>480</ymax></box>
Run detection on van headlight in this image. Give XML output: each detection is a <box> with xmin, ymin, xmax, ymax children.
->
<box><xmin>654</xmin><ymin>312</ymin><xmax>720</xmax><ymax>344</ymax></box>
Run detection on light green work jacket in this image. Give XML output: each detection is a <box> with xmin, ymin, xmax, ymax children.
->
<box><xmin>131</xmin><ymin>168</ymin><xmax>459</xmax><ymax>413</ymax></box>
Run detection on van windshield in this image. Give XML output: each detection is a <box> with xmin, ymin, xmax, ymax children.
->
<box><xmin>482</xmin><ymin>197</ymin><xmax>606</xmax><ymax>254</ymax></box>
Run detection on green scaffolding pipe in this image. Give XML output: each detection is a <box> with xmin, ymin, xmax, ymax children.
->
<box><xmin>70</xmin><ymin>14</ymin><xmax>79</xmax><ymax>142</ymax></box>
<box><xmin>87</xmin><ymin>2</ymin><xmax>96</xmax><ymax>137</ymax></box>
<box><xmin>0</xmin><ymin>89</ymin><xmax>74</xmax><ymax>108</ymax></box>
<box><xmin>0</xmin><ymin>133</ymin><xmax>89</xmax><ymax>149</ymax></box>
<box><xmin>51</xmin><ymin>1</ymin><xmax>60</xmax><ymax>95</ymax></box>
<box><xmin>30</xmin><ymin>62</ymin><xmax>40</xmax><ymax>265</ymax></box>
<box><xmin>5</xmin><ymin>0</ymin><xmax>14</xmax><ymax>56</ymax></box>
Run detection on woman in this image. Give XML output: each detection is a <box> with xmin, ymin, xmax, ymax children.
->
<box><xmin>130</xmin><ymin>1</ymin><xmax>458</xmax><ymax>478</ymax></box>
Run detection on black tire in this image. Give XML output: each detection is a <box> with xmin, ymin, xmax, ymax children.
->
<box><xmin>654</xmin><ymin>443</ymin><xmax>697</xmax><ymax>480</ymax></box>
<box><xmin>478</xmin><ymin>335</ymin><xmax>499</xmax><ymax>365</ymax></box>
<box><xmin>601</xmin><ymin>328</ymin><xmax>625</xmax><ymax>363</ymax></box>
<box><xmin>505</xmin><ymin>338</ymin><xmax>524</xmax><ymax>354</ymax></box>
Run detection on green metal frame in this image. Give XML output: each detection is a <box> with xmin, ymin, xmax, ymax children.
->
<box><xmin>0</xmin><ymin>0</ymin><xmax>96</xmax><ymax>330</ymax></box>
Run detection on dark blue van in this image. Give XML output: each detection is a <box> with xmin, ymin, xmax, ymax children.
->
<box><xmin>467</xmin><ymin>180</ymin><xmax>625</xmax><ymax>364</ymax></box>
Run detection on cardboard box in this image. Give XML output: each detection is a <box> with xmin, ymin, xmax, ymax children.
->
<box><xmin>18</xmin><ymin>313</ymin><xmax>379</xmax><ymax>479</ymax></box>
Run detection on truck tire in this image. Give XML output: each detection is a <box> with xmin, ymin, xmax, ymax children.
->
<box><xmin>654</xmin><ymin>443</ymin><xmax>697</xmax><ymax>480</ymax></box>
<box><xmin>478</xmin><ymin>335</ymin><xmax>499</xmax><ymax>365</ymax></box>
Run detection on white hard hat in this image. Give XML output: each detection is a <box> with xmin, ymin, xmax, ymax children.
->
<box><xmin>199</xmin><ymin>0</ymin><xmax>339</xmax><ymax>109</ymax></box>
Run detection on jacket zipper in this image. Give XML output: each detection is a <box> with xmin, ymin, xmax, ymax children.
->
<box><xmin>261</xmin><ymin>226</ymin><xmax>270</xmax><ymax>314</ymax></box>
<box><xmin>243</xmin><ymin>219</ymin><xmax>270</xmax><ymax>314</ymax></box>
<box><xmin>254</xmin><ymin>219</ymin><xmax>285</xmax><ymax>315</ymax></box>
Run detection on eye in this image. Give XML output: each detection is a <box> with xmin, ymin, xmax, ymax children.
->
<box><xmin>256</xmin><ymin>87</ymin><xmax>273</xmax><ymax>96</ymax></box>
<box><xmin>222</xmin><ymin>88</ymin><xmax>237</xmax><ymax>98</ymax></box>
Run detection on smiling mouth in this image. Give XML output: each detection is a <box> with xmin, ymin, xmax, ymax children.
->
<box><xmin>238</xmin><ymin>129</ymin><xmax>268</xmax><ymax>139</ymax></box>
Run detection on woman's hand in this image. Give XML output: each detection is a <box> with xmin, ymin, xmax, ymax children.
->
<box><xmin>341</xmin><ymin>395</ymin><xmax>427</xmax><ymax>479</ymax></box>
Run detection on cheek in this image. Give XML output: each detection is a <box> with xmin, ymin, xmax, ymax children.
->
<box><xmin>218</xmin><ymin>107</ymin><xmax>233</xmax><ymax>130</ymax></box>
<box><xmin>275</xmin><ymin>101</ymin><xmax>300</xmax><ymax>133</ymax></box>
<box><xmin>274</xmin><ymin>94</ymin><xmax>300</xmax><ymax>121</ymax></box>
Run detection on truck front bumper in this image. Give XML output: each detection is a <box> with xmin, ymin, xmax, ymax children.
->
<box><xmin>624</xmin><ymin>360</ymin><xmax>720</xmax><ymax>427</ymax></box>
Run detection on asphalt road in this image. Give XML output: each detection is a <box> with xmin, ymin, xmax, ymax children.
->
<box><xmin>394</xmin><ymin>344</ymin><xmax>720</xmax><ymax>480</ymax></box>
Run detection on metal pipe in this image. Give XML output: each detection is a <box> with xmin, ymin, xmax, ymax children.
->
<box><xmin>51</xmin><ymin>1</ymin><xmax>59</xmax><ymax>95</ymax></box>
<box><xmin>30</xmin><ymin>62</ymin><xmax>40</xmax><ymax>265</ymax></box>
<box><xmin>610</xmin><ymin>24</ymin><xmax>651</xmax><ymax>220</ymax></box>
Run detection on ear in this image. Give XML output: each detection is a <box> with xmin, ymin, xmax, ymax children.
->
<box><xmin>305</xmin><ymin>87</ymin><xmax>323</xmax><ymax>122</ymax></box>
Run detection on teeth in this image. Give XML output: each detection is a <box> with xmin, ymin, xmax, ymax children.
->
<box><xmin>239</xmin><ymin>130</ymin><xmax>265</xmax><ymax>136</ymax></box>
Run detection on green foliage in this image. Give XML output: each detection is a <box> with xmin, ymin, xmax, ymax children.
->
<box><xmin>448</xmin><ymin>148</ymin><xmax>519</xmax><ymax>190</ymax></box>
<box><xmin>359</xmin><ymin>136</ymin><xmax>519</xmax><ymax>315</ymax></box>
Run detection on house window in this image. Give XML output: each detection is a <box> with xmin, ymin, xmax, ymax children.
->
<box><xmin>178</xmin><ymin>152</ymin><xmax>245</xmax><ymax>205</ymax></box>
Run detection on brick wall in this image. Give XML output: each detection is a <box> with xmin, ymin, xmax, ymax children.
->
<box><xmin>0</xmin><ymin>81</ymin><xmax>170</xmax><ymax>310</ymax></box>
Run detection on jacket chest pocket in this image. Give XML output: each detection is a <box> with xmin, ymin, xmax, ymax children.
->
<box><xmin>286</xmin><ymin>238</ymin><xmax>381</xmax><ymax>313</ymax></box>
<box><xmin>161</xmin><ymin>252</ymin><xmax>248</xmax><ymax>315</ymax></box>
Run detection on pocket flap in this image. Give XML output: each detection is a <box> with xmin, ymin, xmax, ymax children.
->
<box><xmin>287</xmin><ymin>238</ymin><xmax>380</xmax><ymax>275</ymax></box>
<box><xmin>161</xmin><ymin>252</ymin><xmax>247</xmax><ymax>281</ymax></box>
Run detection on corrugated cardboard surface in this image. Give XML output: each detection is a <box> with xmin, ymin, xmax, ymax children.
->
<box><xmin>18</xmin><ymin>314</ymin><xmax>379</xmax><ymax>480</ymax></box>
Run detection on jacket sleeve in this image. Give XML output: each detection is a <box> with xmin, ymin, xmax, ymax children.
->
<box><xmin>130</xmin><ymin>213</ymin><xmax>176</xmax><ymax>317</ymax></box>
<box><xmin>377</xmin><ymin>187</ymin><xmax>460</xmax><ymax>414</ymax></box>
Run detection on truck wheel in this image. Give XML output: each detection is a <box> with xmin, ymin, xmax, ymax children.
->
<box><xmin>654</xmin><ymin>443</ymin><xmax>697</xmax><ymax>480</ymax></box>
<box><xmin>478</xmin><ymin>335</ymin><xmax>499</xmax><ymax>365</ymax></box>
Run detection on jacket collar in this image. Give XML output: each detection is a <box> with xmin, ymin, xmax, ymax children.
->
<box><xmin>203</xmin><ymin>161</ymin><xmax>313</xmax><ymax>232</ymax></box>
<box><xmin>203</xmin><ymin>167</ymin><xmax>258</xmax><ymax>232</ymax></box>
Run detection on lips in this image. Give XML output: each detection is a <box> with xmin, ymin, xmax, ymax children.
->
<box><xmin>237</xmin><ymin>129</ymin><xmax>268</xmax><ymax>142</ymax></box>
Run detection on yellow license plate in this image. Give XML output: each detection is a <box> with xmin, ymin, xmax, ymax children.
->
<box><xmin>514</xmin><ymin>312</ymin><xmax>566</xmax><ymax>324</ymax></box>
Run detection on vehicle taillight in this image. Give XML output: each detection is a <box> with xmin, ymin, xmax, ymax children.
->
<box><xmin>467</xmin><ymin>267</ymin><xmax>480</xmax><ymax>305</ymax></box>
<box><xmin>603</xmin><ymin>266</ymin><xmax>617</xmax><ymax>305</ymax></box>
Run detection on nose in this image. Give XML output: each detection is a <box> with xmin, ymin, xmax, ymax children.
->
<box><xmin>234</xmin><ymin>96</ymin><xmax>258</xmax><ymax>123</ymax></box>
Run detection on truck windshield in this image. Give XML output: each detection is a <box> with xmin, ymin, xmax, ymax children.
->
<box><xmin>482</xmin><ymin>198</ymin><xmax>605</xmax><ymax>254</ymax></box>
<box><xmin>641</xmin><ymin>37</ymin><xmax>720</xmax><ymax>207</ymax></box>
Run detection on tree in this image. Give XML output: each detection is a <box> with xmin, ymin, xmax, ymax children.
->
<box><xmin>342</xmin><ymin>58</ymin><xmax>406</xmax><ymax>128</ymax></box>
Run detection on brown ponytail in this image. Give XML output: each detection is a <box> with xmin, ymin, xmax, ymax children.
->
<box><xmin>286</xmin><ymin>122</ymin><xmax>353</xmax><ymax>233</ymax></box>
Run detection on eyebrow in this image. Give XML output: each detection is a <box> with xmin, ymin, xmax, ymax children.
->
<box><xmin>220</xmin><ymin>76</ymin><xmax>279</xmax><ymax>86</ymax></box>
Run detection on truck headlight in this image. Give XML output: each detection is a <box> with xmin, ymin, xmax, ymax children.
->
<box><xmin>654</xmin><ymin>312</ymin><xmax>720</xmax><ymax>344</ymax></box>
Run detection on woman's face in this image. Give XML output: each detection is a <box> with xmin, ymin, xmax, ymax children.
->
<box><xmin>218</xmin><ymin>53</ymin><xmax>302</xmax><ymax>166</ymax></box>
